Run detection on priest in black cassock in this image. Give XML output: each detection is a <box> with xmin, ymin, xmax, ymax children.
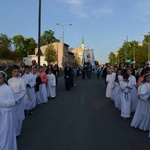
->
<box><xmin>64</xmin><ymin>63</ymin><xmax>72</xmax><ymax>91</ymax></box>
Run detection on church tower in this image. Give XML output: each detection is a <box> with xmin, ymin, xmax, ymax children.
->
<box><xmin>81</xmin><ymin>37</ymin><xmax>85</xmax><ymax>50</ymax></box>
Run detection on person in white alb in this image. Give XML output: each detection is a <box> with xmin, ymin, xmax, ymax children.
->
<box><xmin>47</xmin><ymin>69</ymin><xmax>56</xmax><ymax>99</ymax></box>
<box><xmin>0</xmin><ymin>71</ymin><xmax>17</xmax><ymax>150</ymax></box>
<box><xmin>131</xmin><ymin>72</ymin><xmax>150</xmax><ymax>131</ymax></box>
<box><xmin>105</xmin><ymin>69</ymin><xmax>116</xmax><ymax>98</ymax></box>
<box><xmin>8</xmin><ymin>65</ymin><xmax>26</xmax><ymax>136</ymax></box>
<box><xmin>22</xmin><ymin>65</ymin><xmax>36</xmax><ymax>115</ymax></box>
<box><xmin>120</xmin><ymin>73</ymin><xmax>132</xmax><ymax>119</ymax></box>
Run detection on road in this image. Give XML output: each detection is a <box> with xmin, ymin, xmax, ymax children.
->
<box><xmin>17</xmin><ymin>74</ymin><xmax>150</xmax><ymax>150</ymax></box>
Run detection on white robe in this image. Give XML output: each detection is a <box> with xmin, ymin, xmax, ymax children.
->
<box><xmin>129</xmin><ymin>75</ymin><xmax>138</xmax><ymax>112</ymax></box>
<box><xmin>39</xmin><ymin>84</ymin><xmax>48</xmax><ymax>104</ymax></box>
<box><xmin>22</xmin><ymin>72</ymin><xmax>36</xmax><ymax>110</ymax></box>
<box><xmin>8</xmin><ymin>77</ymin><xmax>26</xmax><ymax>136</ymax></box>
<box><xmin>0</xmin><ymin>83</ymin><xmax>17</xmax><ymax>150</ymax></box>
<box><xmin>131</xmin><ymin>82</ymin><xmax>150</xmax><ymax>131</ymax></box>
<box><xmin>120</xmin><ymin>80</ymin><xmax>132</xmax><ymax>118</ymax></box>
<box><xmin>47</xmin><ymin>74</ymin><xmax>56</xmax><ymax>98</ymax></box>
<box><xmin>106</xmin><ymin>73</ymin><xmax>116</xmax><ymax>98</ymax></box>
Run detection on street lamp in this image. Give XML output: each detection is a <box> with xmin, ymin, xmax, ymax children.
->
<box><xmin>36</xmin><ymin>0</ymin><xmax>43</xmax><ymax>66</ymax></box>
<box><xmin>124</xmin><ymin>36</ymin><xmax>128</xmax><ymax>62</ymax></box>
<box><xmin>56</xmin><ymin>23</ymin><xmax>72</xmax><ymax>65</ymax></box>
<box><xmin>133</xmin><ymin>44</ymin><xmax>135</xmax><ymax>69</ymax></box>
<box><xmin>141</xmin><ymin>32</ymin><xmax>150</xmax><ymax>65</ymax></box>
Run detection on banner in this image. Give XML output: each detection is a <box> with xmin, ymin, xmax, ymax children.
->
<box><xmin>82</xmin><ymin>50</ymin><xmax>95</xmax><ymax>67</ymax></box>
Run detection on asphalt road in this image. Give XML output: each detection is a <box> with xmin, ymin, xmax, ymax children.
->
<box><xmin>17</xmin><ymin>74</ymin><xmax>150</xmax><ymax>150</ymax></box>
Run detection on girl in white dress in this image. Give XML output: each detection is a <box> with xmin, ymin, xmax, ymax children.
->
<box><xmin>106</xmin><ymin>69</ymin><xmax>116</xmax><ymax>98</ymax></box>
<box><xmin>112</xmin><ymin>69</ymin><xmax>123</xmax><ymax>110</ymax></box>
<box><xmin>22</xmin><ymin>65</ymin><xmax>36</xmax><ymax>115</ymax></box>
<box><xmin>127</xmin><ymin>68</ymin><xmax>138</xmax><ymax>112</ymax></box>
<box><xmin>131</xmin><ymin>72</ymin><xmax>150</xmax><ymax>131</ymax></box>
<box><xmin>47</xmin><ymin>69</ymin><xmax>56</xmax><ymax>99</ymax></box>
<box><xmin>0</xmin><ymin>71</ymin><xmax>17</xmax><ymax>150</ymax></box>
<box><xmin>120</xmin><ymin>73</ymin><xmax>132</xmax><ymax>119</ymax></box>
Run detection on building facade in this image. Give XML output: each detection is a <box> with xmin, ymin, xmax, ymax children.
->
<box><xmin>23</xmin><ymin>42</ymin><xmax>75</xmax><ymax>68</ymax></box>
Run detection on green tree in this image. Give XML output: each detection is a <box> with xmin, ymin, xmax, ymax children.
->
<box><xmin>40</xmin><ymin>30</ymin><xmax>60</xmax><ymax>46</ymax></box>
<box><xmin>45</xmin><ymin>44</ymin><xmax>57</xmax><ymax>63</ymax></box>
<box><xmin>108</xmin><ymin>52</ymin><xmax>116</xmax><ymax>67</ymax></box>
<box><xmin>12</xmin><ymin>35</ymin><xmax>37</xmax><ymax>58</ymax></box>
<box><xmin>12</xmin><ymin>35</ymin><xmax>25</xmax><ymax>57</ymax></box>
<box><xmin>0</xmin><ymin>34</ymin><xmax>12</xmax><ymax>59</ymax></box>
<box><xmin>24</xmin><ymin>38</ymin><xmax>37</xmax><ymax>55</ymax></box>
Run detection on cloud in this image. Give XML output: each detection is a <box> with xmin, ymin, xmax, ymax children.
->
<box><xmin>63</xmin><ymin>0</ymin><xmax>84</xmax><ymax>6</ymax></box>
<box><xmin>60</xmin><ymin>0</ymin><xmax>113</xmax><ymax>19</ymax></box>
<box><xmin>92</xmin><ymin>8</ymin><xmax>113</xmax><ymax>17</ymax></box>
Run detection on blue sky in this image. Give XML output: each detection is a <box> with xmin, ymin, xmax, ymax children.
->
<box><xmin>0</xmin><ymin>0</ymin><xmax>150</xmax><ymax>64</ymax></box>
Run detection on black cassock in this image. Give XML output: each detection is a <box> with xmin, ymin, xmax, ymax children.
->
<box><xmin>64</xmin><ymin>67</ymin><xmax>72</xmax><ymax>90</ymax></box>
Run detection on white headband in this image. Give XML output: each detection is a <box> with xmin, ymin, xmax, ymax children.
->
<box><xmin>0</xmin><ymin>71</ymin><xmax>7</xmax><ymax>79</ymax></box>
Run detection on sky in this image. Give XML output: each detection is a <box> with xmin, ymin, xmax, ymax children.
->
<box><xmin>0</xmin><ymin>0</ymin><xmax>150</xmax><ymax>64</ymax></box>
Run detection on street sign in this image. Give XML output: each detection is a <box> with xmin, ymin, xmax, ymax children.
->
<box><xmin>125</xmin><ymin>59</ymin><xmax>131</xmax><ymax>63</ymax></box>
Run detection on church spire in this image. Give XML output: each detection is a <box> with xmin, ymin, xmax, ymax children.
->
<box><xmin>82</xmin><ymin>36</ymin><xmax>84</xmax><ymax>45</ymax></box>
<box><xmin>81</xmin><ymin>37</ymin><xmax>85</xmax><ymax>50</ymax></box>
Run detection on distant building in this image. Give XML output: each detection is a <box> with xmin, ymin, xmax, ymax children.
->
<box><xmin>71</xmin><ymin>37</ymin><xmax>85</xmax><ymax>66</ymax></box>
<box><xmin>23</xmin><ymin>42</ymin><xmax>75</xmax><ymax>68</ymax></box>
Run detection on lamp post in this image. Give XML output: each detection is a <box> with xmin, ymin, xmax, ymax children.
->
<box><xmin>56</xmin><ymin>23</ymin><xmax>72</xmax><ymax>65</ymax></box>
<box><xmin>141</xmin><ymin>32</ymin><xmax>150</xmax><ymax>64</ymax></box>
<box><xmin>124</xmin><ymin>36</ymin><xmax>128</xmax><ymax>62</ymax></box>
<box><xmin>36</xmin><ymin>0</ymin><xmax>43</xmax><ymax>66</ymax></box>
<box><xmin>133</xmin><ymin>44</ymin><xmax>135</xmax><ymax>69</ymax></box>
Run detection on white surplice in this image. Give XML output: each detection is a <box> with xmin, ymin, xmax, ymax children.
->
<box><xmin>129</xmin><ymin>75</ymin><xmax>138</xmax><ymax>112</ymax></box>
<box><xmin>113</xmin><ymin>78</ymin><xmax>122</xmax><ymax>109</ymax></box>
<box><xmin>8</xmin><ymin>77</ymin><xmax>26</xmax><ymax>136</ymax></box>
<box><xmin>22</xmin><ymin>72</ymin><xmax>36</xmax><ymax>110</ymax></box>
<box><xmin>47</xmin><ymin>73</ymin><xmax>56</xmax><ymax>98</ymax></box>
<box><xmin>106</xmin><ymin>72</ymin><xmax>116</xmax><ymax>98</ymax></box>
<box><xmin>120</xmin><ymin>80</ymin><xmax>132</xmax><ymax>118</ymax></box>
<box><xmin>0</xmin><ymin>83</ymin><xmax>17</xmax><ymax>150</ymax></box>
<box><xmin>131</xmin><ymin>82</ymin><xmax>150</xmax><ymax>131</ymax></box>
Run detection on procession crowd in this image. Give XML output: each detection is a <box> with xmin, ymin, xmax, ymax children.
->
<box><xmin>0</xmin><ymin>59</ymin><xmax>150</xmax><ymax>150</ymax></box>
<box><xmin>0</xmin><ymin>60</ymin><xmax>71</xmax><ymax>150</ymax></box>
<box><xmin>102</xmin><ymin>61</ymin><xmax>150</xmax><ymax>138</ymax></box>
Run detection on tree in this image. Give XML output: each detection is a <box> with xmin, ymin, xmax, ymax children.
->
<box><xmin>24</xmin><ymin>38</ymin><xmax>37</xmax><ymax>55</ymax></box>
<box><xmin>12</xmin><ymin>35</ymin><xmax>37</xmax><ymax>58</ymax></box>
<box><xmin>45</xmin><ymin>44</ymin><xmax>57</xmax><ymax>63</ymax></box>
<box><xmin>0</xmin><ymin>34</ymin><xmax>12</xmax><ymax>59</ymax></box>
<box><xmin>108</xmin><ymin>52</ymin><xmax>116</xmax><ymax>67</ymax></box>
<box><xmin>12</xmin><ymin>35</ymin><xmax>25</xmax><ymax>57</ymax></box>
<box><xmin>40</xmin><ymin>30</ymin><xmax>60</xmax><ymax>46</ymax></box>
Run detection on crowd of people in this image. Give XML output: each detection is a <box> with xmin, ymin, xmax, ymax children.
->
<box><xmin>103</xmin><ymin>61</ymin><xmax>150</xmax><ymax>138</ymax></box>
<box><xmin>1</xmin><ymin>59</ymin><xmax>150</xmax><ymax>149</ymax></box>
<box><xmin>0</xmin><ymin>60</ymin><xmax>61</xmax><ymax>150</ymax></box>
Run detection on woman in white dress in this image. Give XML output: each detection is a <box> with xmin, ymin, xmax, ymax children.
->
<box><xmin>131</xmin><ymin>72</ymin><xmax>150</xmax><ymax>131</ymax></box>
<box><xmin>127</xmin><ymin>68</ymin><xmax>138</xmax><ymax>112</ymax></box>
<box><xmin>105</xmin><ymin>69</ymin><xmax>116</xmax><ymax>98</ymax></box>
<box><xmin>120</xmin><ymin>73</ymin><xmax>132</xmax><ymax>119</ymax></box>
<box><xmin>0</xmin><ymin>71</ymin><xmax>17</xmax><ymax>150</ymax></box>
